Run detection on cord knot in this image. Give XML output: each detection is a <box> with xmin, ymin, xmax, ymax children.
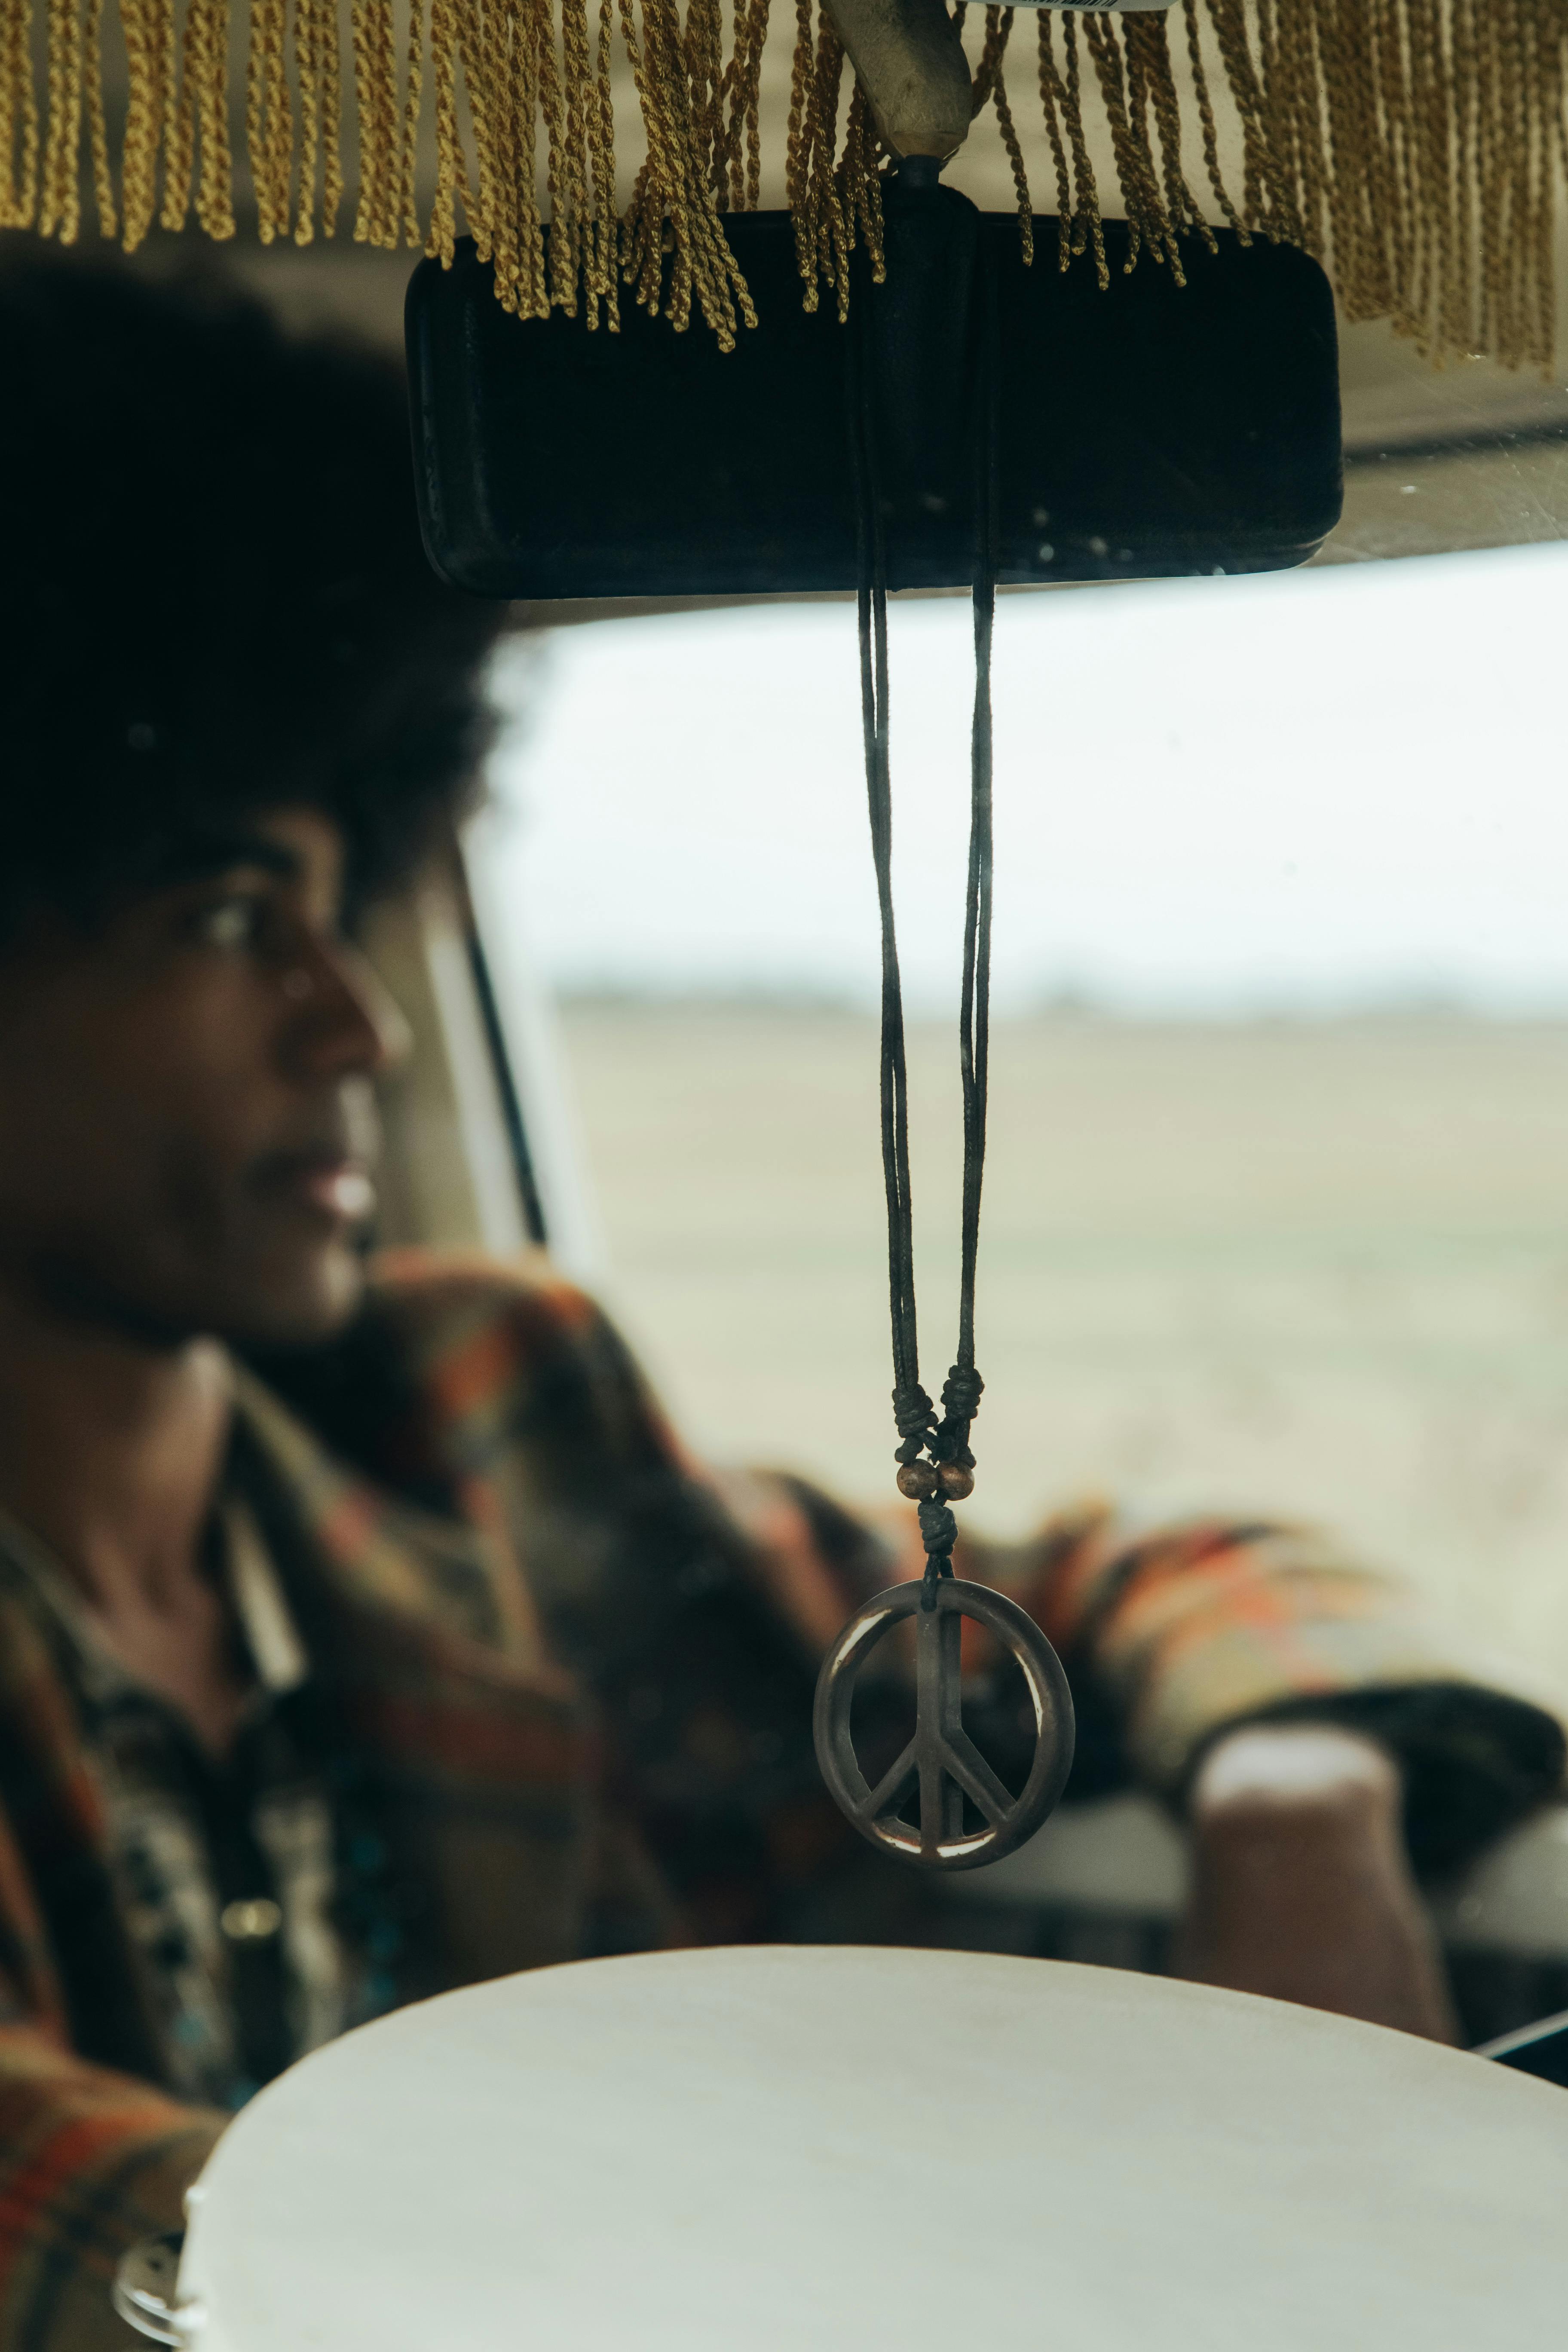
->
<box><xmin>940</xmin><ymin>1364</ymin><xmax>984</xmax><ymax>1421</ymax></box>
<box><xmin>891</xmin><ymin>1382</ymin><xmax>936</xmax><ymax>1459</ymax></box>
<box><xmin>916</xmin><ymin>1498</ymin><xmax>958</xmax><ymax>1559</ymax></box>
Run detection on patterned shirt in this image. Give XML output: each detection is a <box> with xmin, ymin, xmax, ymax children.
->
<box><xmin>0</xmin><ymin>1505</ymin><xmax>357</xmax><ymax>2110</ymax></box>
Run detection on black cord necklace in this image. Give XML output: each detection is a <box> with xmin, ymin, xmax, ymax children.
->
<box><xmin>812</xmin><ymin>221</ymin><xmax>1075</xmax><ymax>1869</ymax></box>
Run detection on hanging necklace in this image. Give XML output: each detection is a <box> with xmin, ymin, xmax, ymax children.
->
<box><xmin>811</xmin><ymin>210</ymin><xmax>1075</xmax><ymax>1870</ymax></box>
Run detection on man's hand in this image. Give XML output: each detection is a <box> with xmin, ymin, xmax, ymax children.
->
<box><xmin>1173</xmin><ymin>1723</ymin><xmax>1458</xmax><ymax>2043</ymax></box>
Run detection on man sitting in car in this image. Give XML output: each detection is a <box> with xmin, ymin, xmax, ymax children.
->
<box><xmin>0</xmin><ymin>259</ymin><xmax>1559</xmax><ymax>2352</ymax></box>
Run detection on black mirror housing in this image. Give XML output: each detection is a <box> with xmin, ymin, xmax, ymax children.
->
<box><xmin>407</xmin><ymin>193</ymin><xmax>1341</xmax><ymax>602</ymax></box>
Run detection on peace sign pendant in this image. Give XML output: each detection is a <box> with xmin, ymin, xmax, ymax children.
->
<box><xmin>813</xmin><ymin>1578</ymin><xmax>1075</xmax><ymax>1870</ymax></box>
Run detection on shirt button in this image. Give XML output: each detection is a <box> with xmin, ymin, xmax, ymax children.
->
<box><xmin>220</xmin><ymin>1897</ymin><xmax>283</xmax><ymax>1942</ymax></box>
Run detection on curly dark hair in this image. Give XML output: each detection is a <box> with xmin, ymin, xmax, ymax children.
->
<box><xmin>0</xmin><ymin>254</ymin><xmax>508</xmax><ymax>934</ymax></box>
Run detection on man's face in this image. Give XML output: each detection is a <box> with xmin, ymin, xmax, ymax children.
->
<box><xmin>0</xmin><ymin>808</ymin><xmax>407</xmax><ymax>1348</ymax></box>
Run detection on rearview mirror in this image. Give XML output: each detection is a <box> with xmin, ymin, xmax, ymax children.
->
<box><xmin>407</xmin><ymin>185</ymin><xmax>1341</xmax><ymax>601</ymax></box>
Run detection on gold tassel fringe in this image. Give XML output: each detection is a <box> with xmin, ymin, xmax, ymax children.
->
<box><xmin>0</xmin><ymin>0</ymin><xmax>1563</xmax><ymax>367</ymax></box>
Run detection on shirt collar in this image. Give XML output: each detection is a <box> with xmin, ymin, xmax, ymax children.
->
<box><xmin>0</xmin><ymin>1494</ymin><xmax>309</xmax><ymax>1711</ymax></box>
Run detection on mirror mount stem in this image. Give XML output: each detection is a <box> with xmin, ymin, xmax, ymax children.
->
<box><xmin>818</xmin><ymin>0</ymin><xmax>972</xmax><ymax>163</ymax></box>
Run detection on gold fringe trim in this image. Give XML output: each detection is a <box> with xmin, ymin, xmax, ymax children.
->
<box><xmin>0</xmin><ymin>0</ymin><xmax>1563</xmax><ymax>366</ymax></box>
<box><xmin>786</xmin><ymin>0</ymin><xmax>884</xmax><ymax>317</ymax></box>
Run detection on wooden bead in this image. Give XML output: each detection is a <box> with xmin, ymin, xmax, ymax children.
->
<box><xmin>938</xmin><ymin>1463</ymin><xmax>974</xmax><ymax>1500</ymax></box>
<box><xmin>896</xmin><ymin>1462</ymin><xmax>939</xmax><ymax>1501</ymax></box>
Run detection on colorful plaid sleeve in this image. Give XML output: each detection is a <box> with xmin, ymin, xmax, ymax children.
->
<box><xmin>999</xmin><ymin>1503</ymin><xmax>1568</xmax><ymax>1872</ymax></box>
<box><xmin>0</xmin><ymin>2025</ymin><xmax>221</xmax><ymax>2352</ymax></box>
<box><xmin>0</xmin><ymin>1599</ymin><xmax>226</xmax><ymax>2349</ymax></box>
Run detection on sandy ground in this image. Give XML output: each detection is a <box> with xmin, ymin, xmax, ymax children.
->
<box><xmin>560</xmin><ymin>1005</ymin><xmax>1568</xmax><ymax>1707</ymax></box>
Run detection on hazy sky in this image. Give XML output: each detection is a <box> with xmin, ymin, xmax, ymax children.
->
<box><xmin>481</xmin><ymin>539</ymin><xmax>1568</xmax><ymax>1015</ymax></box>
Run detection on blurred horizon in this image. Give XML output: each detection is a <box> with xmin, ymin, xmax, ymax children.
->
<box><xmin>549</xmin><ymin>978</ymin><xmax>1568</xmax><ymax>1022</ymax></box>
